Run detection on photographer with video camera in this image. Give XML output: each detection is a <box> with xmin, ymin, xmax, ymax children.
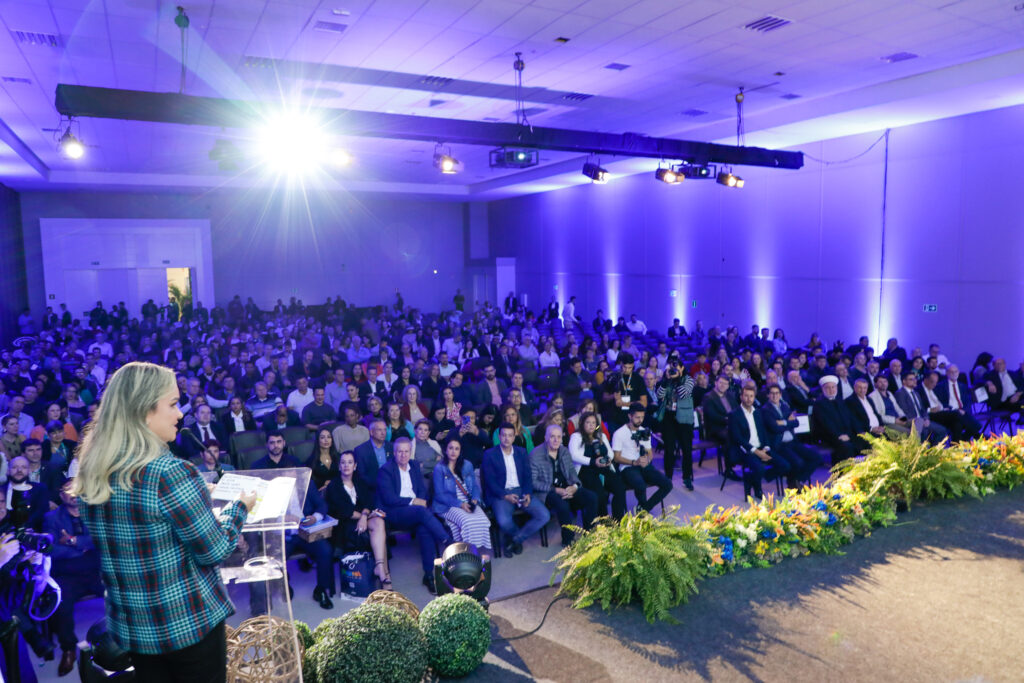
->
<box><xmin>568</xmin><ymin>412</ymin><xmax>626</xmax><ymax>520</ymax></box>
<box><xmin>656</xmin><ymin>355</ymin><xmax>697</xmax><ymax>491</ymax></box>
<box><xmin>612</xmin><ymin>403</ymin><xmax>673</xmax><ymax>514</ymax></box>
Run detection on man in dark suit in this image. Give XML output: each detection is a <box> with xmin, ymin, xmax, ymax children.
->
<box><xmin>5</xmin><ymin>456</ymin><xmax>50</xmax><ymax>530</ymax></box>
<box><xmin>761</xmin><ymin>385</ymin><xmax>822</xmax><ymax>486</ymax></box>
<box><xmin>984</xmin><ymin>357</ymin><xmax>1023</xmax><ymax>414</ymax></box>
<box><xmin>250</xmin><ymin>433</ymin><xmax>336</xmax><ymax>609</ymax></box>
<box><xmin>785</xmin><ymin>371</ymin><xmax>814</xmax><ymax>412</ymax></box>
<box><xmin>728</xmin><ymin>384</ymin><xmax>791</xmax><ymax>499</ymax></box>
<box><xmin>482</xmin><ymin>423</ymin><xmax>551</xmax><ymax>556</ymax></box>
<box><xmin>559</xmin><ymin>358</ymin><xmax>592</xmax><ymax>415</ymax></box>
<box><xmin>493</xmin><ymin>343</ymin><xmax>515</xmax><ymax>381</ymax></box>
<box><xmin>880</xmin><ymin>338</ymin><xmax>908</xmax><ymax>366</ymax></box>
<box><xmin>353</xmin><ymin>419</ymin><xmax>393</xmax><ymax>492</ymax></box>
<box><xmin>377</xmin><ymin>437</ymin><xmax>450</xmax><ymax>593</ymax></box>
<box><xmin>701</xmin><ymin>375</ymin><xmax>737</xmax><ymax>444</ymax></box>
<box><xmin>812</xmin><ymin>376</ymin><xmax>868</xmax><ymax>462</ymax></box>
<box><xmin>918</xmin><ymin>371</ymin><xmax>972</xmax><ymax>441</ymax></box>
<box><xmin>845</xmin><ymin>379</ymin><xmax>888</xmax><ymax>438</ymax></box>
<box><xmin>895</xmin><ymin>373</ymin><xmax>948</xmax><ymax>444</ymax></box>
<box><xmin>667</xmin><ymin>318</ymin><xmax>687</xmax><ymax>339</ymax></box>
<box><xmin>260</xmin><ymin>404</ymin><xmax>302</xmax><ymax>435</ymax></box>
<box><xmin>180</xmin><ymin>404</ymin><xmax>228</xmax><ymax>459</ymax></box>
<box><xmin>934</xmin><ymin>365</ymin><xmax>982</xmax><ymax>439</ymax></box>
<box><xmin>21</xmin><ymin>439</ymin><xmax>65</xmax><ymax>506</ymax></box>
<box><xmin>472</xmin><ymin>362</ymin><xmax>508</xmax><ymax>411</ymax></box>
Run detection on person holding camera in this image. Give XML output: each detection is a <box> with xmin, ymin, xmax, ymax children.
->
<box><xmin>601</xmin><ymin>353</ymin><xmax>646</xmax><ymax>432</ymax></box>
<box><xmin>568</xmin><ymin>412</ymin><xmax>626</xmax><ymax>519</ymax></box>
<box><xmin>73</xmin><ymin>362</ymin><xmax>256</xmax><ymax>683</ymax></box>
<box><xmin>432</xmin><ymin>438</ymin><xmax>492</xmax><ymax>560</ymax></box>
<box><xmin>656</xmin><ymin>357</ymin><xmax>697</xmax><ymax>491</ymax></box>
<box><xmin>531</xmin><ymin>423</ymin><xmax>597</xmax><ymax>546</ymax></box>
<box><xmin>612</xmin><ymin>403</ymin><xmax>673</xmax><ymax>513</ymax></box>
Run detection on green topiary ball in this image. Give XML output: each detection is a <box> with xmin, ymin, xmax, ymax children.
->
<box><xmin>418</xmin><ymin>594</ymin><xmax>491</xmax><ymax>678</ymax></box>
<box><xmin>294</xmin><ymin>620</ymin><xmax>315</xmax><ymax>652</ymax></box>
<box><xmin>311</xmin><ymin>603</ymin><xmax>427</xmax><ymax>683</ymax></box>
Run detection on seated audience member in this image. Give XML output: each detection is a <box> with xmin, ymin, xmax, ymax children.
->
<box><xmin>301</xmin><ymin>387</ymin><xmax>337</xmax><ymax>431</ymax></box>
<box><xmin>761</xmin><ymin>385</ymin><xmax>822</xmax><ymax>487</ymax></box>
<box><xmin>4</xmin><ymin>455</ymin><xmax>49</xmax><ymax>530</ymax></box>
<box><xmin>812</xmin><ymin>375</ymin><xmax>869</xmax><ymax>462</ymax></box>
<box><xmin>494</xmin><ymin>403</ymin><xmax>535</xmax><ymax>452</ymax></box>
<box><xmin>181</xmin><ymin>404</ymin><xmax>227</xmax><ymax>459</ymax></box>
<box><xmin>377</xmin><ymin>437</ymin><xmax>451</xmax><ymax>593</ymax></box>
<box><xmin>1</xmin><ymin>414</ymin><xmax>25</xmax><ymax>460</ymax></box>
<box><xmin>531</xmin><ymin>424</ymin><xmax>597</xmax><ymax>546</ymax></box>
<box><xmin>399</xmin><ymin>385</ymin><xmax>430</xmax><ymax>426</ymax></box>
<box><xmin>667</xmin><ymin>318</ymin><xmax>687</xmax><ymax>338</ymax></box>
<box><xmin>729</xmin><ymin>384</ymin><xmax>791</xmax><ymax>499</ymax></box>
<box><xmin>221</xmin><ymin>395</ymin><xmax>258</xmax><ymax>436</ymax></box>
<box><xmin>701</xmin><ymin>374</ymin><xmax>738</xmax><ymax>444</ymax></box>
<box><xmin>29</xmin><ymin>403</ymin><xmax>79</xmax><ymax>443</ymax></box>
<box><xmin>245</xmin><ymin>381</ymin><xmax>282</xmax><ymax>420</ymax></box>
<box><xmin>984</xmin><ymin>357</ymin><xmax>1024</xmax><ymax>415</ymax></box>
<box><xmin>352</xmin><ymin>419</ymin><xmax>392</xmax><ymax>492</ymax></box>
<box><xmin>261</xmin><ymin>404</ymin><xmax>301</xmax><ymax>435</ymax></box>
<box><xmin>482</xmin><ymin>422</ymin><xmax>551</xmax><ymax>556</ymax></box>
<box><xmin>868</xmin><ymin>375</ymin><xmax>912</xmax><ymax>435</ymax></box>
<box><xmin>41</xmin><ymin>419</ymin><xmax>77</xmax><ymax>469</ymax></box>
<box><xmin>785</xmin><ymin>370</ymin><xmax>814</xmax><ymax>412</ymax></box>
<box><xmin>324</xmin><ymin>367</ymin><xmax>349</xmax><ymax>412</ymax></box>
<box><xmin>307</xmin><ymin>427</ymin><xmax>340</xmax><ymax>490</ymax></box>
<box><xmin>432</xmin><ymin>439</ymin><xmax>492</xmax><ymax>558</ymax></box>
<box><xmin>384</xmin><ymin>402</ymin><xmax>414</xmax><ymax>441</ymax></box>
<box><xmin>834</xmin><ymin>363</ymin><xmax>855</xmax><ymax>400</ymax></box>
<box><xmin>448</xmin><ymin>371</ymin><xmax>474</xmax><ymax>410</ymax></box>
<box><xmin>474</xmin><ymin>362</ymin><xmax>508</xmax><ymax>410</ymax></box>
<box><xmin>325</xmin><ymin>451</ymin><xmax>391</xmax><ymax>590</ymax></box>
<box><xmin>612</xmin><ymin>403</ymin><xmax>673</xmax><ymax>513</ymax></box>
<box><xmin>919</xmin><ymin>371</ymin><xmax>973</xmax><ymax>441</ymax></box>
<box><xmin>845</xmin><ymin>378</ymin><xmax>888</xmax><ymax>439</ymax></box>
<box><xmin>333</xmin><ymin>406</ymin><xmax>371</xmax><ymax>453</ymax></box>
<box><xmin>43</xmin><ymin>479</ymin><xmax>105</xmax><ymax>676</ymax></box>
<box><xmin>452</xmin><ymin>407</ymin><xmax>490</xmax><ymax>468</ymax></box>
<box><xmin>934</xmin><ymin>365</ymin><xmax>982</xmax><ymax>439</ymax></box>
<box><xmin>21</xmin><ymin>439</ymin><xmax>65</xmax><ymax>503</ymax></box>
<box><xmin>285</xmin><ymin>376</ymin><xmax>315</xmax><ymax>415</ymax></box>
<box><xmin>412</xmin><ymin>419</ymin><xmax>442</xmax><ymax>488</ymax></box>
<box><xmin>251</xmin><ymin>433</ymin><xmax>336</xmax><ymax>609</ymax></box>
<box><xmin>895</xmin><ymin>373</ymin><xmax>948</xmax><ymax>444</ymax></box>
<box><xmin>193</xmin><ymin>439</ymin><xmax>235</xmax><ymax>476</ymax></box>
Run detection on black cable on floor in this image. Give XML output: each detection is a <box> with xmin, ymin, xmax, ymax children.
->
<box><xmin>492</xmin><ymin>595</ymin><xmax>567</xmax><ymax>642</ymax></box>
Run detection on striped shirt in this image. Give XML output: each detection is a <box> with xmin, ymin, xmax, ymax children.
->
<box><xmin>81</xmin><ymin>453</ymin><xmax>247</xmax><ymax>654</ymax></box>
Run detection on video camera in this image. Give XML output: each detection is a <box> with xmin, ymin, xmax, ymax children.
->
<box><xmin>586</xmin><ymin>440</ymin><xmax>610</xmax><ymax>467</ymax></box>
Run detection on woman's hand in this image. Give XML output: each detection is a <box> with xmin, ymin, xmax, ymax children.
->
<box><xmin>461</xmin><ymin>502</ymin><xmax>472</xmax><ymax>513</ymax></box>
<box><xmin>355</xmin><ymin>514</ymin><xmax>368</xmax><ymax>533</ymax></box>
<box><xmin>239</xmin><ymin>490</ymin><xmax>258</xmax><ymax>513</ymax></box>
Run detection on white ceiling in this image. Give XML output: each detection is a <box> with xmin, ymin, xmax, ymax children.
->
<box><xmin>0</xmin><ymin>0</ymin><xmax>1023</xmax><ymax>197</ymax></box>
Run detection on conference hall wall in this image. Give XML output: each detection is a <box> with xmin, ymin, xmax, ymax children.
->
<box><xmin>488</xmin><ymin>103</ymin><xmax>1024</xmax><ymax>368</ymax></box>
<box><xmin>18</xmin><ymin>190</ymin><xmax>467</xmax><ymax>318</ymax></box>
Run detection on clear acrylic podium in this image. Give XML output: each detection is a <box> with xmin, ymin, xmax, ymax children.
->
<box><xmin>209</xmin><ymin>467</ymin><xmax>311</xmax><ymax>683</ymax></box>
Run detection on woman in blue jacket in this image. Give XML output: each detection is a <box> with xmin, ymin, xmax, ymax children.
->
<box><xmin>432</xmin><ymin>439</ymin><xmax>492</xmax><ymax>559</ymax></box>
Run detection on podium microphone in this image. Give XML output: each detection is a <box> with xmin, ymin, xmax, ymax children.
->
<box><xmin>180</xmin><ymin>427</ymin><xmax>224</xmax><ymax>480</ymax></box>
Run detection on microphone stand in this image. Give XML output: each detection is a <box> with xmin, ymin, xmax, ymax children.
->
<box><xmin>180</xmin><ymin>428</ymin><xmax>224</xmax><ymax>481</ymax></box>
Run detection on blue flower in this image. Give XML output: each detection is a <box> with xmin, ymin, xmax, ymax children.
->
<box><xmin>826</xmin><ymin>513</ymin><xmax>838</xmax><ymax>526</ymax></box>
<box><xmin>978</xmin><ymin>458</ymin><xmax>992</xmax><ymax>467</ymax></box>
<box><xmin>761</xmin><ymin>529</ymin><xmax>777</xmax><ymax>539</ymax></box>
<box><xmin>832</xmin><ymin>493</ymin><xmax>842</xmax><ymax>501</ymax></box>
<box><xmin>812</xmin><ymin>501</ymin><xmax>828</xmax><ymax>512</ymax></box>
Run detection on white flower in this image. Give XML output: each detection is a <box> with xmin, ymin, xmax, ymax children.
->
<box><xmin>736</xmin><ymin>538</ymin><xmax>747</xmax><ymax>549</ymax></box>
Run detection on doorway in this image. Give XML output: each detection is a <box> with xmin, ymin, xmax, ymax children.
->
<box><xmin>166</xmin><ymin>267</ymin><xmax>193</xmax><ymax>321</ymax></box>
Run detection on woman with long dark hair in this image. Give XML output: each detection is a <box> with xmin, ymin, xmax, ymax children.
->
<box><xmin>73</xmin><ymin>362</ymin><xmax>255</xmax><ymax>682</ymax></box>
<box><xmin>324</xmin><ymin>450</ymin><xmax>391</xmax><ymax>589</ymax></box>
<box><xmin>307</xmin><ymin>427</ymin><xmax>340</xmax><ymax>491</ymax></box>
<box><xmin>568</xmin><ymin>412</ymin><xmax>626</xmax><ymax>519</ymax></box>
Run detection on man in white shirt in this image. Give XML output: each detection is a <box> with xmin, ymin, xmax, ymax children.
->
<box><xmin>324</xmin><ymin>367</ymin><xmax>348</xmax><ymax>412</ymax></box>
<box><xmin>441</xmin><ymin>332</ymin><xmax>463</xmax><ymax>360</ymax></box>
<box><xmin>562</xmin><ymin>296</ymin><xmax>577</xmax><ymax>330</ymax></box>
<box><xmin>868</xmin><ymin>375</ymin><xmax>911</xmax><ymax>435</ymax></box>
<box><xmin>835</xmin><ymin>363</ymin><xmax>855</xmax><ymax>400</ymax></box>
<box><xmin>332</xmin><ymin>407</ymin><xmax>370</xmax><ymax>452</ymax></box>
<box><xmin>625</xmin><ymin>314</ymin><xmax>648</xmax><ymax>336</ymax></box>
<box><xmin>286</xmin><ymin>376</ymin><xmax>315</xmax><ymax>414</ymax></box>
<box><xmin>920</xmin><ymin>371</ymin><xmax>968</xmax><ymax>441</ymax></box>
<box><xmin>728</xmin><ymin>384</ymin><xmax>789</xmax><ymax>499</ymax></box>
<box><xmin>847</xmin><ymin>379</ymin><xmax>887</xmax><ymax>437</ymax></box>
<box><xmin>927</xmin><ymin>344</ymin><xmax>951</xmax><ymax>375</ymax></box>
<box><xmin>611</xmin><ymin>404</ymin><xmax>673</xmax><ymax>512</ymax></box>
<box><xmin>482</xmin><ymin>423</ymin><xmax>550</xmax><ymax>556</ymax></box>
<box><xmin>516</xmin><ymin>338</ymin><xmax>540</xmax><ymax>368</ymax></box>
<box><xmin>437</xmin><ymin>352</ymin><xmax>457</xmax><ymax>379</ymax></box>
<box><xmin>984</xmin><ymin>358</ymin><xmax>1023</xmax><ymax>414</ymax></box>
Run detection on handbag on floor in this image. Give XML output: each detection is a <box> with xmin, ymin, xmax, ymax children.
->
<box><xmin>339</xmin><ymin>551</ymin><xmax>375</xmax><ymax>597</ymax></box>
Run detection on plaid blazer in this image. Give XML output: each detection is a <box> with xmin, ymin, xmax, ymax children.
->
<box><xmin>81</xmin><ymin>453</ymin><xmax>247</xmax><ymax>654</ymax></box>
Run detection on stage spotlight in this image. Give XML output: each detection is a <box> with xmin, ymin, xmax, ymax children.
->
<box><xmin>256</xmin><ymin>112</ymin><xmax>328</xmax><ymax>174</ymax></box>
<box><xmin>434</xmin><ymin>153</ymin><xmax>459</xmax><ymax>174</ymax></box>
<box><xmin>677</xmin><ymin>163</ymin><xmax>712</xmax><ymax>180</ymax></box>
<box><xmin>582</xmin><ymin>161</ymin><xmax>609</xmax><ymax>183</ymax></box>
<box><xmin>717</xmin><ymin>171</ymin><xmax>744</xmax><ymax>188</ymax></box>
<box><xmin>59</xmin><ymin>127</ymin><xmax>85</xmax><ymax>159</ymax></box>
<box><xmin>331</xmin><ymin>149</ymin><xmax>352</xmax><ymax>167</ymax></box>
<box><xmin>655</xmin><ymin>167</ymin><xmax>681</xmax><ymax>184</ymax></box>
<box><xmin>433</xmin><ymin>542</ymin><xmax>492</xmax><ymax>606</ymax></box>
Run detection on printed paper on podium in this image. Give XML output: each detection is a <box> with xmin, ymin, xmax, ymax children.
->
<box><xmin>212</xmin><ymin>473</ymin><xmax>295</xmax><ymax>522</ymax></box>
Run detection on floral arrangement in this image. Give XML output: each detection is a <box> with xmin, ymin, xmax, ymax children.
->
<box><xmin>553</xmin><ymin>431</ymin><xmax>1024</xmax><ymax>621</ymax></box>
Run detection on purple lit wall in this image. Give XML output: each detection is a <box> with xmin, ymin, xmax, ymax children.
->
<box><xmin>0</xmin><ymin>183</ymin><xmax>28</xmax><ymax>341</ymax></box>
<box><xmin>18</xmin><ymin>190</ymin><xmax>468</xmax><ymax>315</ymax></box>
<box><xmin>488</xmin><ymin>104</ymin><xmax>1024</xmax><ymax>367</ymax></box>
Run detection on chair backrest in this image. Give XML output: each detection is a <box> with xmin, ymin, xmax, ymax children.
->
<box><xmin>238</xmin><ymin>446</ymin><xmax>267</xmax><ymax>470</ymax></box>
<box><xmin>536</xmin><ymin>370</ymin><xmax>560</xmax><ymax>394</ymax></box>
<box><xmin>230</xmin><ymin>429</ymin><xmax>266</xmax><ymax>456</ymax></box>
<box><xmin>279</xmin><ymin>425</ymin><xmax>310</xmax><ymax>446</ymax></box>
<box><xmin>290</xmin><ymin>440</ymin><xmax>314</xmax><ymax>463</ymax></box>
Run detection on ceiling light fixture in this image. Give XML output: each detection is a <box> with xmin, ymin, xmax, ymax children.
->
<box><xmin>655</xmin><ymin>166</ymin><xmax>681</xmax><ymax>184</ymax></box>
<box><xmin>433</xmin><ymin>143</ymin><xmax>459</xmax><ymax>174</ymax></box>
<box><xmin>256</xmin><ymin>111</ymin><xmax>331</xmax><ymax>175</ymax></box>
<box><xmin>717</xmin><ymin>170</ymin><xmax>744</xmax><ymax>188</ymax></box>
<box><xmin>582</xmin><ymin>160</ymin><xmax>609</xmax><ymax>183</ymax></box>
<box><xmin>59</xmin><ymin>126</ymin><xmax>84</xmax><ymax>159</ymax></box>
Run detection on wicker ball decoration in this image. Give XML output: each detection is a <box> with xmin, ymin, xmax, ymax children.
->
<box><xmin>363</xmin><ymin>589</ymin><xmax>420</xmax><ymax>620</ymax></box>
<box><xmin>226</xmin><ymin>615</ymin><xmax>304</xmax><ymax>683</ymax></box>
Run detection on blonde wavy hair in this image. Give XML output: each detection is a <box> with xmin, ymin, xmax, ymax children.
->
<box><xmin>71</xmin><ymin>362</ymin><xmax>178</xmax><ymax>505</ymax></box>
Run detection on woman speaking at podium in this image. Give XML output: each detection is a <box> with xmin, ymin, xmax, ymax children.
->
<box><xmin>72</xmin><ymin>362</ymin><xmax>256</xmax><ymax>682</ymax></box>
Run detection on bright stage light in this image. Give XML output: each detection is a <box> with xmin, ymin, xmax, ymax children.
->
<box><xmin>655</xmin><ymin>167</ymin><xmax>680</xmax><ymax>184</ymax></box>
<box><xmin>59</xmin><ymin>128</ymin><xmax>85</xmax><ymax>159</ymax></box>
<box><xmin>256</xmin><ymin>112</ymin><xmax>339</xmax><ymax>174</ymax></box>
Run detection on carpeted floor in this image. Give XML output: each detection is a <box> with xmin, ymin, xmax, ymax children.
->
<box><xmin>474</xmin><ymin>486</ymin><xmax>1024</xmax><ymax>682</ymax></box>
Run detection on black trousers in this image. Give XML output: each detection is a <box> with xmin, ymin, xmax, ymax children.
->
<box><xmin>130</xmin><ymin>621</ymin><xmax>227</xmax><ymax>683</ymax></box>
<box><xmin>659</xmin><ymin>418</ymin><xmax>694</xmax><ymax>481</ymax></box>
<box><xmin>619</xmin><ymin>465</ymin><xmax>673</xmax><ymax>513</ymax></box>
<box><xmin>577</xmin><ymin>464</ymin><xmax>627</xmax><ymax>519</ymax></box>
<box><xmin>543</xmin><ymin>488</ymin><xmax>598</xmax><ymax>544</ymax></box>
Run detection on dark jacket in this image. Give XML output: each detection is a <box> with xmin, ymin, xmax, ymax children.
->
<box><xmin>376</xmin><ymin>459</ymin><xmax>429</xmax><ymax>512</ymax></box>
<box><xmin>220</xmin><ymin>411</ymin><xmax>258</xmax><ymax>436</ymax></box>
<box><xmin>812</xmin><ymin>396</ymin><xmax>857</xmax><ymax>445</ymax></box>
<box><xmin>727</xmin><ymin>406</ymin><xmax>773</xmax><ymax>464</ymax></box>
<box><xmin>528</xmin><ymin>444</ymin><xmax>581</xmax><ymax>498</ymax></box>
<box><xmin>352</xmin><ymin>439</ymin><xmax>393</xmax><ymax>492</ymax></box>
<box><xmin>481</xmin><ymin>445</ymin><xmax>533</xmax><ymax>505</ymax></box>
<box><xmin>845</xmin><ymin>395</ymin><xmax>882</xmax><ymax>434</ymax></box>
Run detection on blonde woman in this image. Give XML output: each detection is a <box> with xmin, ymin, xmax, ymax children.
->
<box><xmin>73</xmin><ymin>362</ymin><xmax>256</xmax><ymax>682</ymax></box>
